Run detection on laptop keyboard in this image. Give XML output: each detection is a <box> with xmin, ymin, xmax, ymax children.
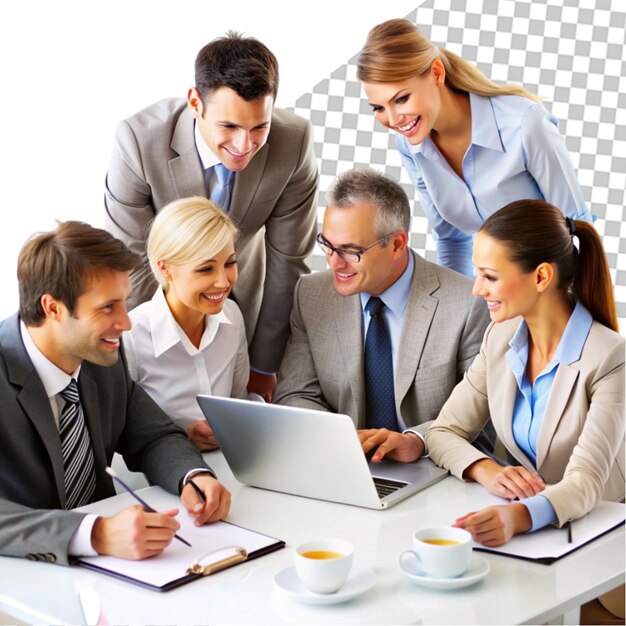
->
<box><xmin>373</xmin><ymin>477</ymin><xmax>408</xmax><ymax>499</ymax></box>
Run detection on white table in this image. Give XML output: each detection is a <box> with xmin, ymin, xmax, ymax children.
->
<box><xmin>0</xmin><ymin>452</ymin><xmax>623</xmax><ymax>625</ymax></box>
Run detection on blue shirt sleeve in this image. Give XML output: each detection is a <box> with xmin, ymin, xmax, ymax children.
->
<box><xmin>396</xmin><ymin>136</ymin><xmax>474</xmax><ymax>276</ymax></box>
<box><xmin>521</xmin><ymin>494</ymin><xmax>558</xmax><ymax>532</ymax></box>
<box><xmin>434</xmin><ymin>238</ymin><xmax>474</xmax><ymax>277</ymax></box>
<box><xmin>520</xmin><ymin>105</ymin><xmax>592</xmax><ymax>223</ymax></box>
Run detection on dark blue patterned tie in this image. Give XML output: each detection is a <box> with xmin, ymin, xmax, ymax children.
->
<box><xmin>364</xmin><ymin>297</ymin><xmax>398</xmax><ymax>431</ymax></box>
<box><xmin>209</xmin><ymin>163</ymin><xmax>234</xmax><ymax>211</ymax></box>
<box><xmin>60</xmin><ymin>379</ymin><xmax>96</xmax><ymax>509</ymax></box>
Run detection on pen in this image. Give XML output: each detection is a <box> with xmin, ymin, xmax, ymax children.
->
<box><xmin>105</xmin><ymin>467</ymin><xmax>192</xmax><ymax>547</ymax></box>
<box><xmin>187</xmin><ymin>477</ymin><xmax>207</xmax><ymax>504</ymax></box>
<box><xmin>566</xmin><ymin>521</ymin><xmax>573</xmax><ymax>544</ymax></box>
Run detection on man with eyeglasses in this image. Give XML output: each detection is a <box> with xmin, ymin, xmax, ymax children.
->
<box><xmin>274</xmin><ymin>168</ymin><xmax>491</xmax><ymax>463</ymax></box>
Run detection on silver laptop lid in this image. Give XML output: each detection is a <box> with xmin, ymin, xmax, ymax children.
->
<box><xmin>197</xmin><ymin>395</ymin><xmax>448</xmax><ymax>509</ymax></box>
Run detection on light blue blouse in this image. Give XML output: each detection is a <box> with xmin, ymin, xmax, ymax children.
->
<box><xmin>506</xmin><ymin>301</ymin><xmax>593</xmax><ymax>531</ymax></box>
<box><xmin>397</xmin><ymin>93</ymin><xmax>592</xmax><ymax>276</ymax></box>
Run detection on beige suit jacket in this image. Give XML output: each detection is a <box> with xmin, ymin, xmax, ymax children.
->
<box><xmin>426</xmin><ymin>317</ymin><xmax>625</xmax><ymax>526</ymax></box>
<box><xmin>274</xmin><ymin>251</ymin><xmax>490</xmax><ymax>432</ymax></box>
<box><xmin>105</xmin><ymin>98</ymin><xmax>319</xmax><ymax>372</ymax></box>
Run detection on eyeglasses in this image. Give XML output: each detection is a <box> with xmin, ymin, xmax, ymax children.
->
<box><xmin>316</xmin><ymin>233</ymin><xmax>394</xmax><ymax>264</ymax></box>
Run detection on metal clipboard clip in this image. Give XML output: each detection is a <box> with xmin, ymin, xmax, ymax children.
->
<box><xmin>186</xmin><ymin>545</ymin><xmax>248</xmax><ymax>576</ymax></box>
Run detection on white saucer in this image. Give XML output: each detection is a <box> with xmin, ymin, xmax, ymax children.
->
<box><xmin>399</xmin><ymin>553</ymin><xmax>490</xmax><ymax>590</ymax></box>
<box><xmin>273</xmin><ymin>562</ymin><xmax>376</xmax><ymax>605</ymax></box>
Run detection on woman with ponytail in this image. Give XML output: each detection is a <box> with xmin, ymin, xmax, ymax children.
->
<box><xmin>357</xmin><ymin>19</ymin><xmax>592</xmax><ymax>276</ymax></box>
<box><xmin>425</xmin><ymin>200</ymin><xmax>623</xmax><ymax>557</ymax></box>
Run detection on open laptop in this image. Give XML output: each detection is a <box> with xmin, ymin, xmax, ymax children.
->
<box><xmin>197</xmin><ymin>395</ymin><xmax>448</xmax><ymax>510</ymax></box>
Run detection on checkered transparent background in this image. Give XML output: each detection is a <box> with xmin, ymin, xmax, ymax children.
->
<box><xmin>287</xmin><ymin>0</ymin><xmax>626</xmax><ymax>322</ymax></box>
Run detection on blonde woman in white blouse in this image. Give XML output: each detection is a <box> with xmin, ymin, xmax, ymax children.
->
<box><xmin>124</xmin><ymin>197</ymin><xmax>249</xmax><ymax>451</ymax></box>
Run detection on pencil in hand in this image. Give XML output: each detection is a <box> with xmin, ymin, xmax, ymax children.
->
<box><xmin>105</xmin><ymin>466</ymin><xmax>192</xmax><ymax>547</ymax></box>
<box><xmin>186</xmin><ymin>477</ymin><xmax>208</xmax><ymax>513</ymax></box>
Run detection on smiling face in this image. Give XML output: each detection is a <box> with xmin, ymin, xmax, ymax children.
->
<box><xmin>49</xmin><ymin>269</ymin><xmax>132</xmax><ymax>374</ymax></box>
<box><xmin>189</xmin><ymin>86</ymin><xmax>273</xmax><ymax>172</ymax></box>
<box><xmin>162</xmin><ymin>240</ymin><xmax>238</xmax><ymax>322</ymax></box>
<box><xmin>471</xmin><ymin>232</ymin><xmax>543</xmax><ymax>323</ymax></box>
<box><xmin>321</xmin><ymin>202</ymin><xmax>408</xmax><ymax>297</ymax></box>
<box><xmin>361</xmin><ymin>62</ymin><xmax>443</xmax><ymax>145</ymax></box>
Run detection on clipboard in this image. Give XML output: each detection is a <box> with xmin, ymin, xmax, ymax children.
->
<box><xmin>473</xmin><ymin>500</ymin><xmax>625</xmax><ymax>565</ymax></box>
<box><xmin>72</xmin><ymin>487</ymin><xmax>285</xmax><ymax>592</ymax></box>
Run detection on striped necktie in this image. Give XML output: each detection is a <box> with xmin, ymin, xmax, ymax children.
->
<box><xmin>209</xmin><ymin>163</ymin><xmax>234</xmax><ymax>211</ymax></box>
<box><xmin>364</xmin><ymin>297</ymin><xmax>398</xmax><ymax>431</ymax></box>
<box><xmin>60</xmin><ymin>379</ymin><xmax>96</xmax><ymax>509</ymax></box>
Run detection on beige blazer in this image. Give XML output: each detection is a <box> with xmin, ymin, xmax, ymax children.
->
<box><xmin>426</xmin><ymin>317</ymin><xmax>625</xmax><ymax>526</ymax></box>
<box><xmin>105</xmin><ymin>98</ymin><xmax>319</xmax><ymax>372</ymax></box>
<box><xmin>274</xmin><ymin>251</ymin><xmax>490</xmax><ymax>432</ymax></box>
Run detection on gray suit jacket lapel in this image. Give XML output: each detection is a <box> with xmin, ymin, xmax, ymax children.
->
<box><xmin>334</xmin><ymin>293</ymin><xmax>366</xmax><ymax>425</ymax></box>
<box><xmin>230</xmin><ymin>143</ymin><xmax>269</xmax><ymax>225</ymax></box>
<box><xmin>3</xmin><ymin>316</ymin><xmax>66</xmax><ymax>505</ymax></box>
<box><xmin>78</xmin><ymin>369</ymin><xmax>108</xmax><ymax>483</ymax></box>
<box><xmin>395</xmin><ymin>252</ymin><xmax>439</xmax><ymax>408</ymax></box>
<box><xmin>167</xmin><ymin>105</ymin><xmax>270</xmax><ymax>227</ymax></box>
<box><xmin>168</xmin><ymin>107</ymin><xmax>208</xmax><ymax>199</ymax></box>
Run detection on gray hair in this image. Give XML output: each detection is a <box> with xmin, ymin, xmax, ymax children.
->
<box><xmin>325</xmin><ymin>167</ymin><xmax>411</xmax><ymax>236</ymax></box>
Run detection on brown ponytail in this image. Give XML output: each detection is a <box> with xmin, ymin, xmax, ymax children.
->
<box><xmin>570</xmin><ymin>220</ymin><xmax>618</xmax><ymax>332</ymax></box>
<box><xmin>480</xmin><ymin>200</ymin><xmax>618</xmax><ymax>332</ymax></box>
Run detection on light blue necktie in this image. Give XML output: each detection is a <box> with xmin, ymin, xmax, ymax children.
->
<box><xmin>209</xmin><ymin>163</ymin><xmax>234</xmax><ymax>211</ymax></box>
<box><xmin>364</xmin><ymin>297</ymin><xmax>398</xmax><ymax>431</ymax></box>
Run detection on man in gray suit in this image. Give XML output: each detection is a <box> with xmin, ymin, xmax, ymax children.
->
<box><xmin>0</xmin><ymin>221</ymin><xmax>230</xmax><ymax>565</ymax></box>
<box><xmin>105</xmin><ymin>32</ymin><xmax>319</xmax><ymax>401</ymax></box>
<box><xmin>275</xmin><ymin>168</ymin><xmax>491</xmax><ymax>463</ymax></box>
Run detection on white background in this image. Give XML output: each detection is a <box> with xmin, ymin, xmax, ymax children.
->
<box><xmin>0</xmin><ymin>0</ymin><xmax>419</xmax><ymax>319</ymax></box>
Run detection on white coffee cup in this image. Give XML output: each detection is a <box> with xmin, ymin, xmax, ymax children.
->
<box><xmin>294</xmin><ymin>538</ymin><xmax>354</xmax><ymax>594</ymax></box>
<box><xmin>399</xmin><ymin>527</ymin><xmax>472</xmax><ymax>578</ymax></box>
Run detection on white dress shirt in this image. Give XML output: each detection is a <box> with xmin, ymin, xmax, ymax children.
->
<box><xmin>124</xmin><ymin>289</ymin><xmax>250</xmax><ymax>429</ymax></box>
<box><xmin>194</xmin><ymin>120</ymin><xmax>221</xmax><ymax>170</ymax></box>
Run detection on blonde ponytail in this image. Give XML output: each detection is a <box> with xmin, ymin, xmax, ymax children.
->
<box><xmin>358</xmin><ymin>19</ymin><xmax>540</xmax><ymax>103</ymax></box>
<box><xmin>439</xmin><ymin>48</ymin><xmax>540</xmax><ymax>102</ymax></box>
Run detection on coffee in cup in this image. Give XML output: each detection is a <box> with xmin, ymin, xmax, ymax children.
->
<box><xmin>295</xmin><ymin>538</ymin><xmax>354</xmax><ymax>593</ymax></box>
<box><xmin>399</xmin><ymin>527</ymin><xmax>471</xmax><ymax>578</ymax></box>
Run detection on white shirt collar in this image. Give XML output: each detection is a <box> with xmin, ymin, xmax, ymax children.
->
<box><xmin>148</xmin><ymin>288</ymin><xmax>234</xmax><ymax>358</ymax></box>
<box><xmin>194</xmin><ymin>121</ymin><xmax>221</xmax><ymax>170</ymax></box>
<box><xmin>20</xmin><ymin>320</ymin><xmax>80</xmax><ymax>399</ymax></box>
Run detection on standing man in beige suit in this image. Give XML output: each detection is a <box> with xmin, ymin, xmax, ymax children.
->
<box><xmin>274</xmin><ymin>168</ymin><xmax>492</xmax><ymax>463</ymax></box>
<box><xmin>105</xmin><ymin>32</ymin><xmax>319</xmax><ymax>401</ymax></box>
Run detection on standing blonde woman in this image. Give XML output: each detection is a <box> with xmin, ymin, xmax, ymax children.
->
<box><xmin>358</xmin><ymin>19</ymin><xmax>592</xmax><ymax>276</ymax></box>
<box><xmin>124</xmin><ymin>197</ymin><xmax>249</xmax><ymax>451</ymax></box>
